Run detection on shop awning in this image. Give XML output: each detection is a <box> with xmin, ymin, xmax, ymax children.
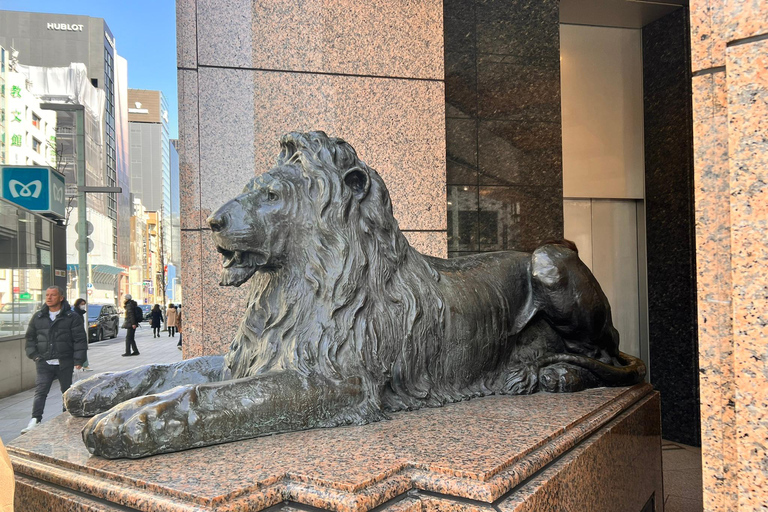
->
<box><xmin>66</xmin><ymin>264</ymin><xmax>126</xmax><ymax>284</ymax></box>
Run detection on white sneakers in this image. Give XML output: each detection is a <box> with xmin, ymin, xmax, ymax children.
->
<box><xmin>21</xmin><ymin>418</ymin><xmax>40</xmax><ymax>434</ymax></box>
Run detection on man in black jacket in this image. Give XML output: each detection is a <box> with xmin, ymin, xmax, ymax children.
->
<box><xmin>122</xmin><ymin>294</ymin><xmax>140</xmax><ymax>356</ymax></box>
<box><xmin>22</xmin><ymin>286</ymin><xmax>87</xmax><ymax>434</ymax></box>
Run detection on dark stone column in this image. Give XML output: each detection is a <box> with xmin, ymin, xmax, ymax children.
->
<box><xmin>444</xmin><ymin>0</ymin><xmax>563</xmax><ymax>256</ymax></box>
<box><xmin>643</xmin><ymin>8</ymin><xmax>700</xmax><ymax>446</ymax></box>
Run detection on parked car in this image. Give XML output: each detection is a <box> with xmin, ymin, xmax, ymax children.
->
<box><xmin>0</xmin><ymin>302</ymin><xmax>39</xmax><ymax>334</ymax></box>
<box><xmin>87</xmin><ymin>304</ymin><xmax>120</xmax><ymax>342</ymax></box>
<box><xmin>139</xmin><ymin>304</ymin><xmax>153</xmax><ymax>321</ymax></box>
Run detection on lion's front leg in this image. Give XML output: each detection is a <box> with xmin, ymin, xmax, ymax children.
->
<box><xmin>82</xmin><ymin>371</ymin><xmax>375</xmax><ymax>459</ymax></box>
<box><xmin>64</xmin><ymin>355</ymin><xmax>226</xmax><ymax>417</ymax></box>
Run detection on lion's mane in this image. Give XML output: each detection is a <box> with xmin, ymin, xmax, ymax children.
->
<box><xmin>225</xmin><ymin>131</ymin><xmax>446</xmax><ymax>413</ymax></box>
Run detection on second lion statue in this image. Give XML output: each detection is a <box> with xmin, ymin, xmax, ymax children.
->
<box><xmin>64</xmin><ymin>131</ymin><xmax>645</xmax><ymax>459</ymax></box>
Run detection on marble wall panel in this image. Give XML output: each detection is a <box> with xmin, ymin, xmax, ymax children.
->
<box><xmin>443</xmin><ymin>0</ymin><xmax>476</xmax><ymax>55</ymax></box>
<box><xmin>691</xmin><ymin>72</ymin><xmax>734</xmax><ymax>511</ymax></box>
<box><xmin>444</xmin><ymin>0</ymin><xmax>563</xmax><ymax>258</ymax></box>
<box><xmin>402</xmin><ymin>232</ymin><xmax>448</xmax><ymax>259</ymax></box>
<box><xmin>478</xmin><ymin>186</ymin><xmax>563</xmax><ymax>253</ymax></box>
<box><xmin>643</xmin><ymin>8</ymin><xmax>700</xmax><ymax>446</ymax></box>
<box><xmin>197</xmin><ymin>67</ymin><xmax>446</xmax><ymax>232</ymax></box>
<box><xmin>176</xmin><ymin>0</ymin><xmax>197</xmax><ymax>69</ymax></box>
<box><xmin>196</xmin><ymin>0</ymin><xmax>443</xmax><ymax>80</ymax></box>
<box><xmin>689</xmin><ymin>0</ymin><xmax>726</xmax><ymax>71</ymax></box>
<box><xmin>200</xmin><ymin>233</ymin><xmax>249</xmax><ymax>355</ymax></box>
<box><xmin>446</xmin><ymin>118</ymin><xmax>478</xmax><ymax>185</ymax></box>
<box><xmin>445</xmin><ymin>52</ymin><xmax>477</xmax><ymax>119</ymax></box>
<box><xmin>722</xmin><ymin>0</ymin><xmax>768</xmax><ymax>42</ymax></box>
<box><xmin>177</xmin><ymin>69</ymin><xmax>201</xmax><ymax>230</ymax></box>
<box><xmin>725</xmin><ymin>39</ymin><xmax>768</xmax><ymax>509</ymax></box>
<box><xmin>475</xmin><ymin>0</ymin><xmax>559</xmax><ymax>60</ymax></box>
<box><xmin>180</xmin><ymin>230</ymin><xmax>204</xmax><ymax>358</ymax></box>
<box><xmin>476</xmin><ymin>58</ymin><xmax>561</xmax><ymax>122</ymax></box>
<box><xmin>477</xmin><ymin>120</ymin><xmax>561</xmax><ymax>187</ymax></box>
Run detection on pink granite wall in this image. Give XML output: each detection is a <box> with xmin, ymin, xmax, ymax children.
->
<box><xmin>689</xmin><ymin>1</ymin><xmax>768</xmax><ymax>509</ymax></box>
<box><xmin>177</xmin><ymin>0</ymin><xmax>446</xmax><ymax>357</ymax></box>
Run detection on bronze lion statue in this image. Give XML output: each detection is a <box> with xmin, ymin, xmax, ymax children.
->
<box><xmin>64</xmin><ymin>131</ymin><xmax>645</xmax><ymax>459</ymax></box>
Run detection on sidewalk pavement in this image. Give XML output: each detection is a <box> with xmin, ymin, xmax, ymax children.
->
<box><xmin>0</xmin><ymin>325</ymin><xmax>183</xmax><ymax>444</ymax></box>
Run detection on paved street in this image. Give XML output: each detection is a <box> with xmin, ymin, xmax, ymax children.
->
<box><xmin>0</xmin><ymin>324</ymin><xmax>182</xmax><ymax>444</ymax></box>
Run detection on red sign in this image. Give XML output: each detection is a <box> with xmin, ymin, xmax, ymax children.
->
<box><xmin>13</xmin><ymin>287</ymin><xmax>19</xmax><ymax>293</ymax></box>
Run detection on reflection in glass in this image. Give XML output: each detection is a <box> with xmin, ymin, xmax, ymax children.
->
<box><xmin>0</xmin><ymin>200</ymin><xmax>53</xmax><ymax>339</ymax></box>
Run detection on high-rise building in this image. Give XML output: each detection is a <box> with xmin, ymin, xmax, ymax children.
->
<box><xmin>168</xmin><ymin>139</ymin><xmax>181</xmax><ymax>302</ymax></box>
<box><xmin>0</xmin><ymin>10</ymin><xmax>129</xmax><ymax>268</ymax></box>
<box><xmin>128</xmin><ymin>89</ymin><xmax>177</xmax><ymax>301</ymax></box>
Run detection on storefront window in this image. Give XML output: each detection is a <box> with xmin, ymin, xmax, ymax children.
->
<box><xmin>0</xmin><ymin>199</ymin><xmax>54</xmax><ymax>338</ymax></box>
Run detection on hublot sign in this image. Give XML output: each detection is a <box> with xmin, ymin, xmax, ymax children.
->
<box><xmin>47</xmin><ymin>22</ymin><xmax>85</xmax><ymax>32</ymax></box>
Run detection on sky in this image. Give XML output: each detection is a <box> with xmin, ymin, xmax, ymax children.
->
<box><xmin>0</xmin><ymin>0</ymin><xmax>179</xmax><ymax>139</ymax></box>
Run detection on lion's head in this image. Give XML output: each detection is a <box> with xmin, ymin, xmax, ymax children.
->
<box><xmin>211</xmin><ymin>132</ymin><xmax>442</xmax><ymax>400</ymax></box>
<box><xmin>208</xmin><ymin>131</ymin><xmax>398</xmax><ymax>287</ymax></box>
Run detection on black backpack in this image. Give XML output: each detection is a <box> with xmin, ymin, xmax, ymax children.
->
<box><xmin>134</xmin><ymin>304</ymin><xmax>144</xmax><ymax>323</ymax></box>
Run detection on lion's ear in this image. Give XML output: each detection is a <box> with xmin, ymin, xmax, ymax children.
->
<box><xmin>343</xmin><ymin>167</ymin><xmax>370</xmax><ymax>201</ymax></box>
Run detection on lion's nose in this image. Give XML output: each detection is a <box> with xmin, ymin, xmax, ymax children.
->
<box><xmin>208</xmin><ymin>212</ymin><xmax>229</xmax><ymax>232</ymax></box>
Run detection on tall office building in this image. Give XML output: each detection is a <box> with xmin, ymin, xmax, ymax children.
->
<box><xmin>168</xmin><ymin>139</ymin><xmax>180</xmax><ymax>301</ymax></box>
<box><xmin>128</xmin><ymin>89</ymin><xmax>177</xmax><ymax>300</ymax></box>
<box><xmin>0</xmin><ymin>10</ymin><xmax>129</xmax><ymax>268</ymax></box>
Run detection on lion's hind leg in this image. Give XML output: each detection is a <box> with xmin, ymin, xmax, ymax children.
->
<box><xmin>537</xmin><ymin>362</ymin><xmax>601</xmax><ymax>393</ymax></box>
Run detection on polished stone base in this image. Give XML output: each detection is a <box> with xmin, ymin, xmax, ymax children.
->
<box><xmin>8</xmin><ymin>383</ymin><xmax>662</xmax><ymax>511</ymax></box>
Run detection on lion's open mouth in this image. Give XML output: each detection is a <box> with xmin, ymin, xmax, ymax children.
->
<box><xmin>216</xmin><ymin>246</ymin><xmax>269</xmax><ymax>287</ymax></box>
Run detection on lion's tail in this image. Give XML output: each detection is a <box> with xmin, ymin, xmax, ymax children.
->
<box><xmin>537</xmin><ymin>350</ymin><xmax>646</xmax><ymax>387</ymax></box>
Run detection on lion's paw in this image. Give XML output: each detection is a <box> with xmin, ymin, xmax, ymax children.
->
<box><xmin>82</xmin><ymin>386</ymin><xmax>195</xmax><ymax>459</ymax></box>
<box><xmin>64</xmin><ymin>371</ymin><xmax>143</xmax><ymax>417</ymax></box>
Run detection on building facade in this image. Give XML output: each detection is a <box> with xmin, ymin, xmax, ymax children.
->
<box><xmin>0</xmin><ymin>10</ymin><xmax>128</xmax><ymax>269</ymax></box>
<box><xmin>0</xmin><ymin>47</ymin><xmax>57</xmax><ymax>168</ymax></box>
<box><xmin>179</xmin><ymin>1</ymin><xmax>768</xmax><ymax>509</ymax></box>
<box><xmin>128</xmin><ymin>89</ymin><xmax>176</xmax><ymax>302</ymax></box>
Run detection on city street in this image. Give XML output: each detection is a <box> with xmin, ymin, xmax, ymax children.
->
<box><xmin>0</xmin><ymin>323</ymin><xmax>182</xmax><ymax>444</ymax></box>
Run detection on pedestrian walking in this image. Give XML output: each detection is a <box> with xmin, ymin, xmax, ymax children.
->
<box><xmin>21</xmin><ymin>286</ymin><xmax>87</xmax><ymax>434</ymax></box>
<box><xmin>176</xmin><ymin>305</ymin><xmax>183</xmax><ymax>349</ymax></box>
<box><xmin>72</xmin><ymin>298</ymin><xmax>91</xmax><ymax>370</ymax></box>
<box><xmin>122</xmin><ymin>294</ymin><xmax>141</xmax><ymax>356</ymax></box>
<box><xmin>166</xmin><ymin>303</ymin><xmax>177</xmax><ymax>337</ymax></box>
<box><xmin>150</xmin><ymin>304</ymin><xmax>164</xmax><ymax>338</ymax></box>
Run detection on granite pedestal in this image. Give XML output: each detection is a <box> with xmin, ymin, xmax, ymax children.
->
<box><xmin>8</xmin><ymin>383</ymin><xmax>662</xmax><ymax>511</ymax></box>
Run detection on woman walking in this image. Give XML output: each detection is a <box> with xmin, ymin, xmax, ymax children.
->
<box><xmin>166</xmin><ymin>303</ymin><xmax>177</xmax><ymax>337</ymax></box>
<box><xmin>150</xmin><ymin>304</ymin><xmax>163</xmax><ymax>338</ymax></box>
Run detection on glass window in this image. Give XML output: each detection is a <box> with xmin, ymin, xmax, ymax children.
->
<box><xmin>0</xmin><ymin>200</ymin><xmax>54</xmax><ymax>338</ymax></box>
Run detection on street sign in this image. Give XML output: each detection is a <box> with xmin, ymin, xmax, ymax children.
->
<box><xmin>0</xmin><ymin>166</ymin><xmax>66</xmax><ymax>218</ymax></box>
<box><xmin>19</xmin><ymin>292</ymin><xmax>30</xmax><ymax>300</ymax></box>
<box><xmin>87</xmin><ymin>283</ymin><xmax>93</xmax><ymax>289</ymax></box>
<box><xmin>75</xmin><ymin>221</ymin><xmax>94</xmax><ymax>236</ymax></box>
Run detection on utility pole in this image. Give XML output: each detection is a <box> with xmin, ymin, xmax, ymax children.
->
<box><xmin>158</xmin><ymin>205</ymin><xmax>167</xmax><ymax>307</ymax></box>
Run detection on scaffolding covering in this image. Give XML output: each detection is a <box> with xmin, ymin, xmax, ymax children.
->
<box><xmin>17</xmin><ymin>62</ymin><xmax>105</xmax><ymax>141</ymax></box>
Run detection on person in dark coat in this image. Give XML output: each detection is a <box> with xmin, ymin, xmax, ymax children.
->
<box><xmin>122</xmin><ymin>294</ymin><xmax>140</xmax><ymax>356</ymax></box>
<box><xmin>150</xmin><ymin>304</ymin><xmax>164</xmax><ymax>338</ymax></box>
<box><xmin>22</xmin><ymin>286</ymin><xmax>87</xmax><ymax>434</ymax></box>
<box><xmin>72</xmin><ymin>298</ymin><xmax>90</xmax><ymax>370</ymax></box>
